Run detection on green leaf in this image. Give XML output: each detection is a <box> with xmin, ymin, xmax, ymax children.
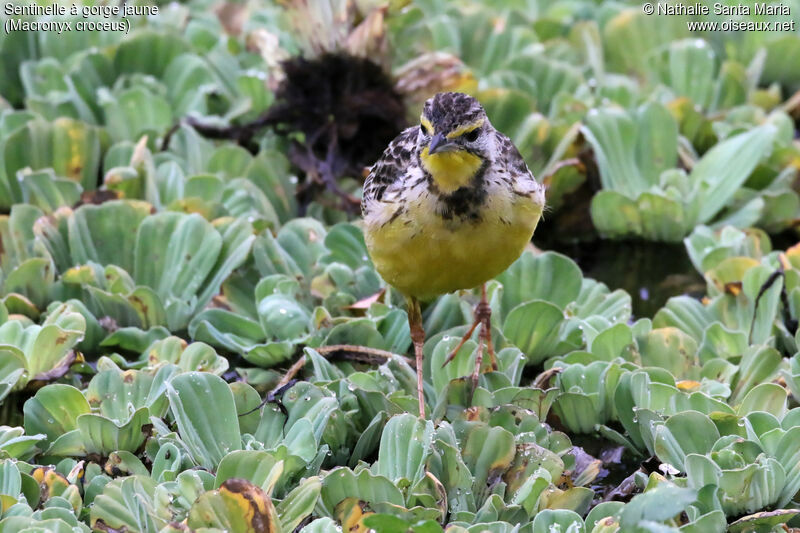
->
<box><xmin>603</xmin><ymin>8</ymin><xmax>688</xmax><ymax>73</ymax></box>
<box><xmin>276</xmin><ymin>476</ymin><xmax>322</xmax><ymax>532</ymax></box>
<box><xmin>459</xmin><ymin>424</ymin><xmax>516</xmax><ymax>503</ymax></box>
<box><xmin>619</xmin><ymin>484</ymin><xmax>696</xmax><ymax>528</ymax></box>
<box><xmin>0</xmin><ymin>460</ymin><xmax>21</xmax><ymax>498</ymax></box>
<box><xmin>66</xmin><ymin>200</ymin><xmax>152</xmax><ymax>273</ymax></box>
<box><xmin>590</xmin><ymin>190</ymin><xmax>642</xmax><ymax>238</ymax></box>
<box><xmin>728</xmin><ymin>510</ymin><xmax>800</xmax><ymax>533</ymax></box>
<box><xmin>0</xmin><ymin>348</ymin><xmax>26</xmax><ymax>403</ymax></box>
<box><xmin>89</xmin><ymin>475</ymin><xmax>163</xmax><ymax>532</ymax></box>
<box><xmin>320</xmin><ymin>468</ymin><xmax>404</xmax><ymax>515</ymax></box>
<box><xmin>375</xmin><ymin>413</ymin><xmax>434</xmax><ymax>486</ymax></box>
<box><xmin>23</xmin><ymin>384</ymin><xmax>91</xmax><ymax>445</ymax></box>
<box><xmin>533</xmin><ymin>509</ymin><xmax>586</xmax><ymax>533</ymax></box>
<box><xmin>659</xmin><ymin>39</ymin><xmax>716</xmax><ymax>108</ymax></box>
<box><xmin>737</xmin><ymin>383</ymin><xmax>787</xmax><ymax>418</ymax></box>
<box><xmin>76</xmin><ymin>408</ymin><xmax>151</xmax><ymax>456</ymax></box>
<box><xmin>638</xmin><ymin>327</ymin><xmax>698</xmax><ymax>378</ymax></box>
<box><xmin>323</xmin><ymin>223</ymin><xmax>371</xmax><ymax>270</ymax></box>
<box><xmin>215</xmin><ymin>450</ymin><xmax>283</xmax><ymax>494</ymax></box>
<box><xmin>166</xmin><ymin>372</ymin><xmax>242</xmax><ymax>470</ymax></box>
<box><xmin>18</xmin><ymin>169</ymin><xmax>81</xmax><ymax>213</ymax></box>
<box><xmin>503</xmin><ymin>300</ymin><xmax>564</xmax><ymax>365</ymax></box>
<box><xmin>113</xmin><ymin>30</ymin><xmax>191</xmax><ymax>77</ymax></box>
<box><xmin>653</xmin><ymin>411</ymin><xmax>719</xmax><ymax>471</ymax></box>
<box><xmin>690</xmin><ymin>125</ymin><xmax>776</xmax><ymax>224</ymax></box>
<box><xmin>300</xmin><ymin>518</ymin><xmax>339</xmax><ymax>533</ymax></box>
<box><xmin>496</xmin><ymin>251</ymin><xmax>582</xmax><ymax>316</ymax></box>
<box><xmin>101</xmin><ymin>86</ymin><xmax>173</xmax><ymax>143</ymax></box>
<box><xmin>3</xmin><ymin>118</ymin><xmax>101</xmax><ymax>202</ymax></box>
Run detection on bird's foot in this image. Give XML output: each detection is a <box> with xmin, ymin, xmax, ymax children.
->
<box><xmin>442</xmin><ymin>285</ymin><xmax>497</xmax><ymax>373</ymax></box>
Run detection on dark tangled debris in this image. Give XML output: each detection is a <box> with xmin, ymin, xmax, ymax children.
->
<box><xmin>186</xmin><ymin>53</ymin><xmax>407</xmax><ymax>214</ymax></box>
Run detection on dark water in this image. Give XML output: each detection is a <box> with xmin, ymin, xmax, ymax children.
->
<box><xmin>538</xmin><ymin>239</ymin><xmax>706</xmax><ymax>318</ymax></box>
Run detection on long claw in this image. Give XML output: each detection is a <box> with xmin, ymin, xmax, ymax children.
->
<box><xmin>441</xmin><ymin>319</ymin><xmax>480</xmax><ymax>367</ymax></box>
<box><xmin>443</xmin><ymin>284</ymin><xmax>496</xmax><ymax>372</ymax></box>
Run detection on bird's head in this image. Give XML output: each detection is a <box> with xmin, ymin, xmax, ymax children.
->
<box><xmin>417</xmin><ymin>92</ymin><xmax>495</xmax><ymax>194</ymax></box>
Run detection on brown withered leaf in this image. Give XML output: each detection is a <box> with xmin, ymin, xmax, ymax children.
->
<box><xmin>344</xmin><ymin>288</ymin><xmax>386</xmax><ymax>310</ymax></box>
<box><xmin>567</xmin><ymin>446</ymin><xmax>602</xmax><ymax>487</ymax></box>
<box><xmin>532</xmin><ymin>366</ymin><xmax>562</xmax><ymax>389</ymax></box>
<box><xmin>727</xmin><ymin>509</ymin><xmax>800</xmax><ymax>533</ymax></box>
<box><xmin>724</xmin><ymin>281</ymin><xmax>743</xmax><ymax>295</ymax></box>
<box><xmin>395</xmin><ymin>52</ymin><xmax>475</xmax><ymax>106</ymax></box>
<box><xmin>31</xmin><ymin>350</ymin><xmax>77</xmax><ymax>381</ymax></box>
<box><xmin>73</xmin><ymin>190</ymin><xmax>120</xmax><ymax>208</ymax></box>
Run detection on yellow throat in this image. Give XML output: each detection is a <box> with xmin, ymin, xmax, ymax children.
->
<box><xmin>420</xmin><ymin>146</ymin><xmax>483</xmax><ymax>194</ymax></box>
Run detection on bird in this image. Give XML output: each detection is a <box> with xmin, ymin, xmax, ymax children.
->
<box><xmin>362</xmin><ymin>92</ymin><xmax>545</xmax><ymax>417</ymax></box>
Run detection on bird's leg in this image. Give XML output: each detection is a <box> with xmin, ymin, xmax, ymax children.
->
<box><xmin>442</xmin><ymin>284</ymin><xmax>497</xmax><ymax>372</ymax></box>
<box><xmin>407</xmin><ymin>296</ymin><xmax>426</xmax><ymax>418</ymax></box>
<box><xmin>479</xmin><ymin>283</ymin><xmax>497</xmax><ymax>371</ymax></box>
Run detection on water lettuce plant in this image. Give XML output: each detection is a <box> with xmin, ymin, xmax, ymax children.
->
<box><xmin>1</xmin><ymin>0</ymin><xmax>800</xmax><ymax>532</ymax></box>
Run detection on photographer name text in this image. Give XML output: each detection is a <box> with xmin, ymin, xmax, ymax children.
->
<box><xmin>656</xmin><ymin>2</ymin><xmax>789</xmax><ymax>16</ymax></box>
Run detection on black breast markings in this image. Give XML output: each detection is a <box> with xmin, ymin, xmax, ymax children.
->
<box><xmin>429</xmin><ymin>160</ymin><xmax>489</xmax><ymax>223</ymax></box>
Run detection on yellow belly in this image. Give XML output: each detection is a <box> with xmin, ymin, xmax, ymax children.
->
<box><xmin>365</xmin><ymin>193</ymin><xmax>543</xmax><ymax>300</ymax></box>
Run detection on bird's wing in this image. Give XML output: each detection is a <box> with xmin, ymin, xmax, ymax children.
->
<box><xmin>362</xmin><ymin>126</ymin><xmax>418</xmax><ymax>215</ymax></box>
<box><xmin>493</xmin><ymin>130</ymin><xmax>543</xmax><ymax>196</ymax></box>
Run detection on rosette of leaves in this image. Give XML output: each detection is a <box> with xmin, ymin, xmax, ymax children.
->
<box><xmin>32</xmin><ymin>199</ymin><xmax>255</xmax><ymax>332</ymax></box>
<box><xmin>189</xmin><ymin>220</ymin><xmax>388</xmax><ymax>367</ymax></box>
<box><xmin>0</xmin><ymin>302</ymin><xmax>85</xmax><ymax>403</ymax></box>
<box><xmin>648</xmin><ymin>39</ymin><xmax>755</xmax><ymax>113</ymax></box>
<box><xmin>0</xmin><ymin>205</ymin><xmax>58</xmax><ymax>317</ymax></box>
<box><xmin>684</xmin><ymin>225</ymin><xmax>772</xmax><ymax>275</ymax></box>
<box><xmin>584</xmin><ymin>102</ymin><xmax>790</xmax><ymax>241</ymax></box>
<box><xmin>7</xmin><ymin>18</ymin><xmax>273</xmax><ymax>133</ymax></box>
<box><xmin>151</xmin><ymin>372</ymin><xmax>337</xmax><ymax>493</ymax></box>
<box><xmin>424</xmin><ymin>335</ymin><xmax>530</xmax><ymax>420</ymax></box>
<box><xmin>551</xmin><ymin>360</ymin><xmax>627</xmax><ymax>434</ymax></box>
<box><xmin>0</xmin><ymin>459</ymin><xmax>89</xmax><ymax>531</ymax></box>
<box><xmin>21</xmin><ymin>355</ymin><xmax>180</xmax><ymax>457</ymax></box>
<box><xmin>135</xmin><ymin>335</ymin><xmax>230</xmax><ymax>375</ymax></box>
<box><xmin>641</xmin><ymin>402</ymin><xmax>800</xmax><ymax>517</ymax></box>
<box><xmin>493</xmin><ymin>250</ymin><xmax>632</xmax><ymax>366</ymax></box>
<box><xmin>647</xmin><ymin>236</ymin><xmax>800</xmax><ymax>408</ymax></box>
<box><xmin>0</xmin><ymin>113</ymin><xmax>101</xmax><ymax>209</ymax></box>
<box><xmin>318</xmin><ymin>411</ymin><xmax>589</xmax><ymax>530</ymax></box>
<box><xmin>102</xmin><ymin>132</ymin><xmax>297</xmax><ymax>229</ymax></box>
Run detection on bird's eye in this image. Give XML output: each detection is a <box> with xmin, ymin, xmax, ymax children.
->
<box><xmin>463</xmin><ymin>129</ymin><xmax>480</xmax><ymax>142</ymax></box>
<box><xmin>420</xmin><ymin>124</ymin><xmax>427</xmax><ymax>135</ymax></box>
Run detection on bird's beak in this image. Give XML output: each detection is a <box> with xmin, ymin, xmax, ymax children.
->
<box><xmin>428</xmin><ymin>133</ymin><xmax>456</xmax><ymax>155</ymax></box>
